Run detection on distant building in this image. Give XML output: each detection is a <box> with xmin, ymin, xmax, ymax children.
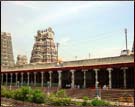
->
<box><xmin>30</xmin><ymin>27</ymin><xmax>57</xmax><ymax>63</ymax></box>
<box><xmin>120</xmin><ymin>49</ymin><xmax>130</xmax><ymax>56</ymax></box>
<box><xmin>1</xmin><ymin>32</ymin><xmax>14</xmax><ymax>66</ymax></box>
<box><xmin>16</xmin><ymin>55</ymin><xmax>28</xmax><ymax>65</ymax></box>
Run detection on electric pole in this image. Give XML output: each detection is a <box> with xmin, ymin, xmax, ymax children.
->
<box><xmin>125</xmin><ymin>28</ymin><xmax>128</xmax><ymax>51</ymax></box>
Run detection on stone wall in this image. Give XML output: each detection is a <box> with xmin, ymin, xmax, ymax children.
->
<box><xmin>1</xmin><ymin>55</ymin><xmax>133</xmax><ymax>72</ymax></box>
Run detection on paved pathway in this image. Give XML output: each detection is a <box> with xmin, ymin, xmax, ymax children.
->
<box><xmin>71</xmin><ymin>98</ymin><xmax>134</xmax><ymax>106</ymax></box>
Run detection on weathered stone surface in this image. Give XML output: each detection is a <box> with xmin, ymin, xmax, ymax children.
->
<box><xmin>1</xmin><ymin>32</ymin><xmax>15</xmax><ymax>67</ymax></box>
<box><xmin>30</xmin><ymin>27</ymin><xmax>57</xmax><ymax>63</ymax></box>
<box><xmin>16</xmin><ymin>55</ymin><xmax>28</xmax><ymax>65</ymax></box>
<box><xmin>1</xmin><ymin>54</ymin><xmax>133</xmax><ymax>72</ymax></box>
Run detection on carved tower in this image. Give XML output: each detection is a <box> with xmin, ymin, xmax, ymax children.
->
<box><xmin>30</xmin><ymin>27</ymin><xmax>57</xmax><ymax>63</ymax></box>
<box><xmin>1</xmin><ymin>32</ymin><xmax>15</xmax><ymax>66</ymax></box>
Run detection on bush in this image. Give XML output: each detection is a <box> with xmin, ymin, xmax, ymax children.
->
<box><xmin>82</xmin><ymin>101</ymin><xmax>92</xmax><ymax>106</ymax></box>
<box><xmin>82</xmin><ymin>96</ymin><xmax>92</xmax><ymax>106</ymax></box>
<box><xmin>47</xmin><ymin>89</ymin><xmax>72</xmax><ymax>106</ymax></box>
<box><xmin>74</xmin><ymin>101</ymin><xmax>83</xmax><ymax>106</ymax></box>
<box><xmin>2</xmin><ymin>86</ymin><xmax>47</xmax><ymax>104</ymax></box>
<box><xmin>13</xmin><ymin>87</ymin><xmax>46</xmax><ymax>104</ymax></box>
<box><xmin>30</xmin><ymin>89</ymin><xmax>46</xmax><ymax>104</ymax></box>
<box><xmin>91</xmin><ymin>98</ymin><xmax>111</xmax><ymax>106</ymax></box>
<box><xmin>48</xmin><ymin>97</ymin><xmax>72</xmax><ymax>106</ymax></box>
<box><xmin>1</xmin><ymin>86</ymin><xmax>14</xmax><ymax>98</ymax></box>
<box><xmin>14</xmin><ymin>86</ymin><xmax>32</xmax><ymax>101</ymax></box>
<box><xmin>55</xmin><ymin>89</ymin><xmax>67</xmax><ymax>98</ymax></box>
<box><xmin>83</xmin><ymin>96</ymin><xmax>90</xmax><ymax>101</ymax></box>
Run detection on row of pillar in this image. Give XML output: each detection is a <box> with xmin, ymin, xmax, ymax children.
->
<box><xmin>1</xmin><ymin>67</ymin><xmax>128</xmax><ymax>88</ymax></box>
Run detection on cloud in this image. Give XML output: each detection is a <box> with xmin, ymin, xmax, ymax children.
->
<box><xmin>2</xmin><ymin>1</ymin><xmax>121</xmax><ymax>29</ymax></box>
<box><xmin>26</xmin><ymin>1</ymin><xmax>113</xmax><ymax>28</ymax></box>
<box><xmin>6</xmin><ymin>1</ymin><xmax>38</xmax><ymax>10</ymax></box>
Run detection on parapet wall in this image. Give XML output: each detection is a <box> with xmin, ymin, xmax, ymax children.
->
<box><xmin>1</xmin><ymin>55</ymin><xmax>134</xmax><ymax>72</ymax></box>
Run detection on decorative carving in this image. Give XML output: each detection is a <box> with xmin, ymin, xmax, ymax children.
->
<box><xmin>30</xmin><ymin>27</ymin><xmax>57</xmax><ymax>63</ymax></box>
<box><xmin>16</xmin><ymin>55</ymin><xmax>28</xmax><ymax>65</ymax></box>
<box><xmin>1</xmin><ymin>32</ymin><xmax>15</xmax><ymax>66</ymax></box>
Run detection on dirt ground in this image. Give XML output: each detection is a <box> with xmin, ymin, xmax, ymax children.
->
<box><xmin>1</xmin><ymin>97</ymin><xmax>134</xmax><ymax>107</ymax></box>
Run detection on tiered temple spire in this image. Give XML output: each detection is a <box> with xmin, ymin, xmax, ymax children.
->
<box><xmin>1</xmin><ymin>32</ymin><xmax>14</xmax><ymax>66</ymax></box>
<box><xmin>30</xmin><ymin>27</ymin><xmax>57</xmax><ymax>63</ymax></box>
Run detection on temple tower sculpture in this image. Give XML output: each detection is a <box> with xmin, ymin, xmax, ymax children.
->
<box><xmin>16</xmin><ymin>55</ymin><xmax>28</xmax><ymax>65</ymax></box>
<box><xmin>30</xmin><ymin>27</ymin><xmax>57</xmax><ymax>63</ymax></box>
<box><xmin>1</xmin><ymin>32</ymin><xmax>15</xmax><ymax>66</ymax></box>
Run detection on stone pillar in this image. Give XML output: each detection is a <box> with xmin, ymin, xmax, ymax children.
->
<box><xmin>10</xmin><ymin>73</ymin><xmax>13</xmax><ymax>86</ymax></box>
<box><xmin>121</xmin><ymin>67</ymin><xmax>128</xmax><ymax>88</ymax></box>
<box><xmin>27</xmin><ymin>72</ymin><xmax>30</xmax><ymax>86</ymax></box>
<box><xmin>21</xmin><ymin>72</ymin><xmax>24</xmax><ymax>86</ymax></box>
<box><xmin>70</xmin><ymin>70</ymin><xmax>75</xmax><ymax>88</ymax></box>
<box><xmin>1</xmin><ymin>74</ymin><xmax>3</xmax><ymax>85</ymax></box>
<box><xmin>94</xmin><ymin>69</ymin><xmax>99</xmax><ymax>88</ymax></box>
<box><xmin>41</xmin><ymin>72</ymin><xmax>44</xmax><ymax>87</ymax></box>
<box><xmin>34</xmin><ymin>72</ymin><xmax>37</xmax><ymax>86</ymax></box>
<box><xmin>82</xmin><ymin>69</ymin><xmax>87</xmax><ymax>88</ymax></box>
<box><xmin>107</xmin><ymin>68</ymin><xmax>113</xmax><ymax>89</ymax></box>
<box><xmin>6</xmin><ymin>73</ymin><xmax>8</xmax><ymax>86</ymax></box>
<box><xmin>15</xmin><ymin>73</ymin><xmax>18</xmax><ymax>86</ymax></box>
<box><xmin>49</xmin><ymin>71</ymin><xmax>52</xmax><ymax>88</ymax></box>
<box><xmin>58</xmin><ymin>70</ymin><xmax>62</xmax><ymax>88</ymax></box>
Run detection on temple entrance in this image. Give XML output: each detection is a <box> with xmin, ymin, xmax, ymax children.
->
<box><xmin>112</xmin><ymin>68</ymin><xmax>123</xmax><ymax>88</ymax></box>
<box><xmin>86</xmin><ymin>70</ymin><xmax>95</xmax><ymax>88</ymax></box>
<box><xmin>12</xmin><ymin>73</ymin><xmax>16</xmax><ymax>85</ymax></box>
<box><xmin>98</xmin><ymin>69</ymin><xmax>109</xmax><ymax>88</ymax></box>
<box><xmin>126</xmin><ymin>67</ymin><xmax>134</xmax><ymax>88</ymax></box>
<box><xmin>44</xmin><ymin>72</ymin><xmax>49</xmax><ymax>86</ymax></box>
<box><xmin>62</xmin><ymin>70</ymin><xmax>71</xmax><ymax>88</ymax></box>
<box><xmin>75</xmin><ymin>70</ymin><xmax>83</xmax><ymax>88</ymax></box>
<box><xmin>52</xmin><ymin>71</ymin><xmax>58</xmax><ymax>87</ymax></box>
<box><xmin>23</xmin><ymin>73</ymin><xmax>27</xmax><ymax>86</ymax></box>
<box><xmin>29</xmin><ymin>73</ymin><xmax>34</xmax><ymax>86</ymax></box>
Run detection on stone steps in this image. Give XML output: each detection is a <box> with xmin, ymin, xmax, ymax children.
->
<box><xmin>66</xmin><ymin>88</ymin><xmax>134</xmax><ymax>102</ymax></box>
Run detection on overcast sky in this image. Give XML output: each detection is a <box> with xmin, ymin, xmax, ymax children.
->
<box><xmin>1</xmin><ymin>1</ymin><xmax>134</xmax><ymax>62</ymax></box>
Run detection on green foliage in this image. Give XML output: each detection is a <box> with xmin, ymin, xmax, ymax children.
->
<box><xmin>82</xmin><ymin>101</ymin><xmax>92</xmax><ymax>106</ymax></box>
<box><xmin>1</xmin><ymin>86</ymin><xmax>112</xmax><ymax>106</ymax></box>
<box><xmin>30</xmin><ymin>89</ymin><xmax>46</xmax><ymax>104</ymax></box>
<box><xmin>74</xmin><ymin>101</ymin><xmax>82</xmax><ymax>106</ymax></box>
<box><xmin>48</xmin><ymin>97</ymin><xmax>72</xmax><ymax>106</ymax></box>
<box><xmin>14</xmin><ymin>86</ymin><xmax>32</xmax><ymax>101</ymax></box>
<box><xmin>2</xmin><ymin>86</ymin><xmax>49</xmax><ymax>104</ymax></box>
<box><xmin>47</xmin><ymin>89</ymin><xmax>72</xmax><ymax>106</ymax></box>
<box><xmin>91</xmin><ymin>98</ymin><xmax>111</xmax><ymax>106</ymax></box>
<box><xmin>83</xmin><ymin>96</ymin><xmax>90</xmax><ymax>101</ymax></box>
<box><xmin>82</xmin><ymin>96</ymin><xmax>92</xmax><ymax>106</ymax></box>
<box><xmin>1</xmin><ymin>86</ymin><xmax>7</xmax><ymax>97</ymax></box>
<box><xmin>1</xmin><ymin>86</ymin><xmax>14</xmax><ymax>98</ymax></box>
<box><xmin>13</xmin><ymin>87</ymin><xmax>46</xmax><ymax>104</ymax></box>
<box><xmin>55</xmin><ymin>89</ymin><xmax>67</xmax><ymax>98</ymax></box>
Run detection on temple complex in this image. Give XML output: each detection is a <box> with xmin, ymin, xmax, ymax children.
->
<box><xmin>1</xmin><ymin>32</ymin><xmax>14</xmax><ymax>67</ymax></box>
<box><xmin>1</xmin><ymin>54</ymin><xmax>134</xmax><ymax>89</ymax></box>
<box><xmin>30</xmin><ymin>27</ymin><xmax>57</xmax><ymax>63</ymax></box>
<box><xmin>1</xmin><ymin>29</ymin><xmax>134</xmax><ymax>89</ymax></box>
